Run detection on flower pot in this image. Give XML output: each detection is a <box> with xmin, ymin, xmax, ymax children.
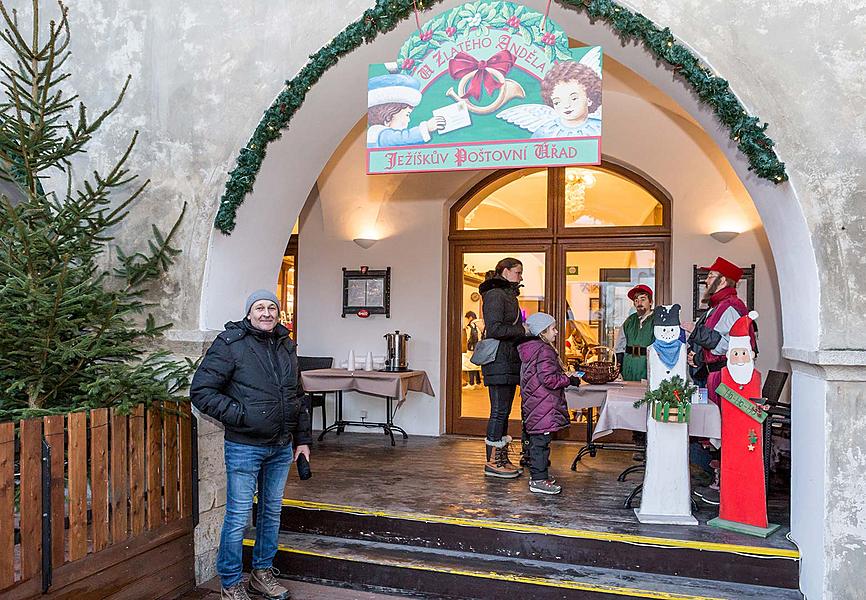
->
<box><xmin>650</xmin><ymin>400</ymin><xmax>691</xmax><ymax>423</ymax></box>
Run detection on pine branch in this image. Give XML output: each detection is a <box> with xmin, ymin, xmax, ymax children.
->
<box><xmin>115</xmin><ymin>202</ymin><xmax>186</xmax><ymax>290</ymax></box>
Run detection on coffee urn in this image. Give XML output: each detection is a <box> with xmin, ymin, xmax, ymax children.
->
<box><xmin>383</xmin><ymin>330</ymin><xmax>411</xmax><ymax>372</ymax></box>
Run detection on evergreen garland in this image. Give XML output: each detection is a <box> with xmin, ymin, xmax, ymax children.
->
<box><xmin>634</xmin><ymin>375</ymin><xmax>697</xmax><ymax>409</ymax></box>
<box><xmin>215</xmin><ymin>0</ymin><xmax>787</xmax><ymax>234</ymax></box>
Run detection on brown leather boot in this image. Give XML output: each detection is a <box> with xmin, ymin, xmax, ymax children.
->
<box><xmin>484</xmin><ymin>436</ymin><xmax>520</xmax><ymax>478</ymax></box>
<box><xmin>498</xmin><ymin>437</ymin><xmax>523</xmax><ymax>474</ymax></box>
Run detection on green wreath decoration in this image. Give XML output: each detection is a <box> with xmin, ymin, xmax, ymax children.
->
<box><xmin>215</xmin><ymin>0</ymin><xmax>787</xmax><ymax>234</ymax></box>
<box><xmin>634</xmin><ymin>375</ymin><xmax>698</xmax><ymax>423</ymax></box>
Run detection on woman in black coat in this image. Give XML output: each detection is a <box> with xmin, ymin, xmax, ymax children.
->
<box><xmin>479</xmin><ymin>257</ymin><xmax>526</xmax><ymax>478</ymax></box>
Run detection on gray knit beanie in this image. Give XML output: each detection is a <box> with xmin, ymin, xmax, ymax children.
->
<box><xmin>526</xmin><ymin>312</ymin><xmax>556</xmax><ymax>336</ymax></box>
<box><xmin>244</xmin><ymin>289</ymin><xmax>280</xmax><ymax>317</ymax></box>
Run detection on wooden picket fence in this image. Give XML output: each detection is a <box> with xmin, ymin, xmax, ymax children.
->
<box><xmin>0</xmin><ymin>402</ymin><xmax>197</xmax><ymax>599</ymax></box>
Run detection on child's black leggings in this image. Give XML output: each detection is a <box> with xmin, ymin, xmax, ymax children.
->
<box><xmin>528</xmin><ymin>432</ymin><xmax>552</xmax><ymax>481</ymax></box>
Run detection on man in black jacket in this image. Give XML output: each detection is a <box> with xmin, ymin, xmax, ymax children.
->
<box><xmin>191</xmin><ymin>290</ymin><xmax>310</xmax><ymax>600</ymax></box>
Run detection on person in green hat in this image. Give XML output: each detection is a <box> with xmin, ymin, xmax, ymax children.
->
<box><xmin>614</xmin><ymin>285</ymin><xmax>655</xmax><ymax>381</ymax></box>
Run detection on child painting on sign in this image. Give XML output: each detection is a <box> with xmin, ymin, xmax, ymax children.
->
<box><xmin>497</xmin><ymin>49</ymin><xmax>602</xmax><ymax>139</ymax></box>
<box><xmin>367</xmin><ymin>74</ymin><xmax>446</xmax><ymax>149</ymax></box>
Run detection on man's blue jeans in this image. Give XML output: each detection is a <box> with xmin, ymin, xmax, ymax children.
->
<box><xmin>217</xmin><ymin>439</ymin><xmax>293</xmax><ymax>588</ymax></box>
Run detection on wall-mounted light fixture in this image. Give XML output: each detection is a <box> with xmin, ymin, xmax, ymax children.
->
<box><xmin>353</xmin><ymin>238</ymin><xmax>378</xmax><ymax>249</ymax></box>
<box><xmin>709</xmin><ymin>231</ymin><xmax>739</xmax><ymax>244</ymax></box>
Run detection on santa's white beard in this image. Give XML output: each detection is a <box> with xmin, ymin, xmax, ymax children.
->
<box><xmin>728</xmin><ymin>360</ymin><xmax>754</xmax><ymax>385</ymax></box>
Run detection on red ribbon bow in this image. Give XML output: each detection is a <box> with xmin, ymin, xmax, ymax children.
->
<box><xmin>448</xmin><ymin>50</ymin><xmax>516</xmax><ymax>100</ymax></box>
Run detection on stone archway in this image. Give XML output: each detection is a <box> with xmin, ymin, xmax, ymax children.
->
<box><xmin>199</xmin><ymin>0</ymin><xmax>825</xmax><ymax>594</ymax></box>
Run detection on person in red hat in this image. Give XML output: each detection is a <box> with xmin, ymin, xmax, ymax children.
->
<box><xmin>614</xmin><ymin>284</ymin><xmax>655</xmax><ymax>381</ymax></box>
<box><xmin>682</xmin><ymin>257</ymin><xmax>756</xmax><ymax>406</ymax></box>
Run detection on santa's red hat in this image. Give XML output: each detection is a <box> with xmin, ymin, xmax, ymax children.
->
<box><xmin>729</xmin><ymin>311</ymin><xmax>758</xmax><ymax>348</ymax></box>
<box><xmin>702</xmin><ymin>257</ymin><xmax>743</xmax><ymax>282</ymax></box>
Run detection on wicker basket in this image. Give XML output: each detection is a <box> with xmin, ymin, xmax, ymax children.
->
<box><xmin>578</xmin><ymin>346</ymin><xmax>620</xmax><ymax>385</ymax></box>
<box><xmin>579</xmin><ymin>361</ymin><xmax>621</xmax><ymax>385</ymax></box>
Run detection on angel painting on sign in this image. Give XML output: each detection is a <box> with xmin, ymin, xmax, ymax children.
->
<box><xmin>497</xmin><ymin>48</ymin><xmax>602</xmax><ymax>139</ymax></box>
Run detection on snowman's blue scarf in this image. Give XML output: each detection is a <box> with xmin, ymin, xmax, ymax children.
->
<box><xmin>652</xmin><ymin>338</ymin><xmax>683</xmax><ymax>369</ymax></box>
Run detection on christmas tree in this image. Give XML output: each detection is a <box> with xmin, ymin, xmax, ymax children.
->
<box><xmin>0</xmin><ymin>0</ymin><xmax>192</xmax><ymax>420</ymax></box>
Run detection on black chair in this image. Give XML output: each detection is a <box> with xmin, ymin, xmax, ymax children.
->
<box><xmin>761</xmin><ymin>370</ymin><xmax>790</xmax><ymax>492</ymax></box>
<box><xmin>298</xmin><ymin>356</ymin><xmax>333</xmax><ymax>431</ymax></box>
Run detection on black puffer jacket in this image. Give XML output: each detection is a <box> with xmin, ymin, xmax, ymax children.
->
<box><xmin>190</xmin><ymin>319</ymin><xmax>312</xmax><ymax>447</ymax></box>
<box><xmin>479</xmin><ymin>276</ymin><xmax>525</xmax><ymax>386</ymax></box>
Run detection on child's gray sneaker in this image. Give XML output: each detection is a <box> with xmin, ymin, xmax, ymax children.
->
<box><xmin>529</xmin><ymin>479</ymin><xmax>561</xmax><ymax>495</ymax></box>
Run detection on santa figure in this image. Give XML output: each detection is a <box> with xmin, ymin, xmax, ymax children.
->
<box><xmin>710</xmin><ymin>311</ymin><xmax>780</xmax><ymax>536</ymax></box>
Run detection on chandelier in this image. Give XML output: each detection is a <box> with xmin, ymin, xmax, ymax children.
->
<box><xmin>565</xmin><ymin>169</ymin><xmax>596</xmax><ymax>217</ymax></box>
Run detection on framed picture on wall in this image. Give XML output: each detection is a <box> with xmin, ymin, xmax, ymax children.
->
<box><xmin>692</xmin><ymin>264</ymin><xmax>755</xmax><ymax>321</ymax></box>
<box><xmin>342</xmin><ymin>267</ymin><xmax>391</xmax><ymax>317</ymax></box>
<box><xmin>588</xmin><ymin>297</ymin><xmax>601</xmax><ymax>326</ymax></box>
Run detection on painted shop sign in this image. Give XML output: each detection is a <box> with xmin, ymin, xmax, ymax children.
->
<box><xmin>367</xmin><ymin>1</ymin><xmax>603</xmax><ymax>174</ymax></box>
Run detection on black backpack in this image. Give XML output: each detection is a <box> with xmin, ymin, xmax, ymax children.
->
<box><xmin>467</xmin><ymin>323</ymin><xmax>480</xmax><ymax>350</ymax></box>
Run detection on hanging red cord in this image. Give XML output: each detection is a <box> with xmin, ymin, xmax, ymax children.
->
<box><xmin>540</xmin><ymin>0</ymin><xmax>553</xmax><ymax>31</ymax></box>
<box><xmin>413</xmin><ymin>0</ymin><xmax>422</xmax><ymax>32</ymax></box>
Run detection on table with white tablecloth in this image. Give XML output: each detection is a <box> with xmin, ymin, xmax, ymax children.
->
<box><xmin>565</xmin><ymin>380</ymin><xmax>647</xmax><ymax>411</ymax></box>
<box><xmin>301</xmin><ymin>368</ymin><xmax>434</xmax><ymax>446</ymax></box>
<box><xmin>564</xmin><ymin>381</ymin><xmax>648</xmax><ymax>467</ymax></box>
<box><xmin>592</xmin><ymin>388</ymin><xmax>721</xmax><ymax>444</ymax></box>
<box><xmin>564</xmin><ymin>381</ymin><xmax>720</xmax><ymax>470</ymax></box>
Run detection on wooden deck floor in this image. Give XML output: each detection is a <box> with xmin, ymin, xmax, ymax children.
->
<box><xmin>180</xmin><ymin>576</ymin><xmax>412</xmax><ymax>599</ymax></box>
<box><xmin>284</xmin><ymin>431</ymin><xmax>793</xmax><ymax>551</ymax></box>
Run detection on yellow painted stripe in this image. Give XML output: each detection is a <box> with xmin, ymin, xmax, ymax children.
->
<box><xmin>279</xmin><ymin>498</ymin><xmax>800</xmax><ymax>559</ymax></box>
<box><xmin>242</xmin><ymin>538</ymin><xmax>727</xmax><ymax>600</ymax></box>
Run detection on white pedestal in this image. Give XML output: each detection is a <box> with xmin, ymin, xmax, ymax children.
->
<box><xmin>636</xmin><ymin>413</ymin><xmax>697</xmax><ymax>525</ymax></box>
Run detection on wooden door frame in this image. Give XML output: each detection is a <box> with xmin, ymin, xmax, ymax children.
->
<box><xmin>445</xmin><ymin>164</ymin><xmax>672</xmax><ymax>436</ymax></box>
<box><xmin>280</xmin><ymin>234</ymin><xmax>298</xmax><ymax>339</ymax></box>
<box><xmin>446</xmin><ymin>241</ymin><xmax>554</xmax><ymax>436</ymax></box>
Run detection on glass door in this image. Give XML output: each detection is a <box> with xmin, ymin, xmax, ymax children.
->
<box><xmin>449</xmin><ymin>246</ymin><xmax>549</xmax><ymax>436</ymax></box>
<box><xmin>276</xmin><ymin>234</ymin><xmax>298</xmax><ymax>338</ymax></box>
<box><xmin>559</xmin><ymin>245</ymin><xmax>664</xmax><ymax>370</ymax></box>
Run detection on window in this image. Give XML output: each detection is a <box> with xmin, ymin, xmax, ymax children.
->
<box><xmin>456</xmin><ymin>169</ymin><xmax>548</xmax><ymax>230</ymax></box>
<box><xmin>563</xmin><ymin>167</ymin><xmax>663</xmax><ymax>228</ymax></box>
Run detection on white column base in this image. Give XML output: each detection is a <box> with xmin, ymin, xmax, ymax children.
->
<box><xmin>634</xmin><ymin>508</ymin><xmax>698</xmax><ymax>525</ymax></box>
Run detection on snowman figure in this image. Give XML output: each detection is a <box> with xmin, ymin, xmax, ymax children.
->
<box><xmin>635</xmin><ymin>304</ymin><xmax>697</xmax><ymax>525</ymax></box>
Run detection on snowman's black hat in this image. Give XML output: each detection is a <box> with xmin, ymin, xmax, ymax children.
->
<box><xmin>653</xmin><ymin>304</ymin><xmax>681</xmax><ymax>326</ymax></box>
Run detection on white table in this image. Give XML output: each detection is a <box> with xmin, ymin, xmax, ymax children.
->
<box><xmin>301</xmin><ymin>368</ymin><xmax>434</xmax><ymax>446</ymax></box>
<box><xmin>565</xmin><ymin>381</ymin><xmax>647</xmax><ymax>411</ymax></box>
<box><xmin>565</xmin><ymin>381</ymin><xmax>648</xmax><ymax>469</ymax></box>
<box><xmin>593</xmin><ymin>394</ymin><xmax>721</xmax><ymax>444</ymax></box>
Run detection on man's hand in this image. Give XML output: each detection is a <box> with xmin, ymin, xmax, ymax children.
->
<box><xmin>294</xmin><ymin>444</ymin><xmax>310</xmax><ymax>462</ymax></box>
<box><xmin>687</xmin><ymin>350</ymin><xmax>696</xmax><ymax>367</ymax></box>
<box><xmin>680</xmin><ymin>321</ymin><xmax>696</xmax><ymax>333</ymax></box>
<box><xmin>426</xmin><ymin>116</ymin><xmax>446</xmax><ymax>132</ymax></box>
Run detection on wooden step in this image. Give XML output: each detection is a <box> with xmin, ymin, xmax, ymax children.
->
<box><xmin>243</xmin><ymin>532</ymin><xmax>803</xmax><ymax>600</ymax></box>
<box><xmin>272</xmin><ymin>499</ymin><xmax>800</xmax><ymax>589</ymax></box>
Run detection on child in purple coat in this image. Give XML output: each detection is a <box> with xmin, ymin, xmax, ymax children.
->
<box><xmin>518</xmin><ymin>313</ymin><xmax>581</xmax><ymax>495</ymax></box>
